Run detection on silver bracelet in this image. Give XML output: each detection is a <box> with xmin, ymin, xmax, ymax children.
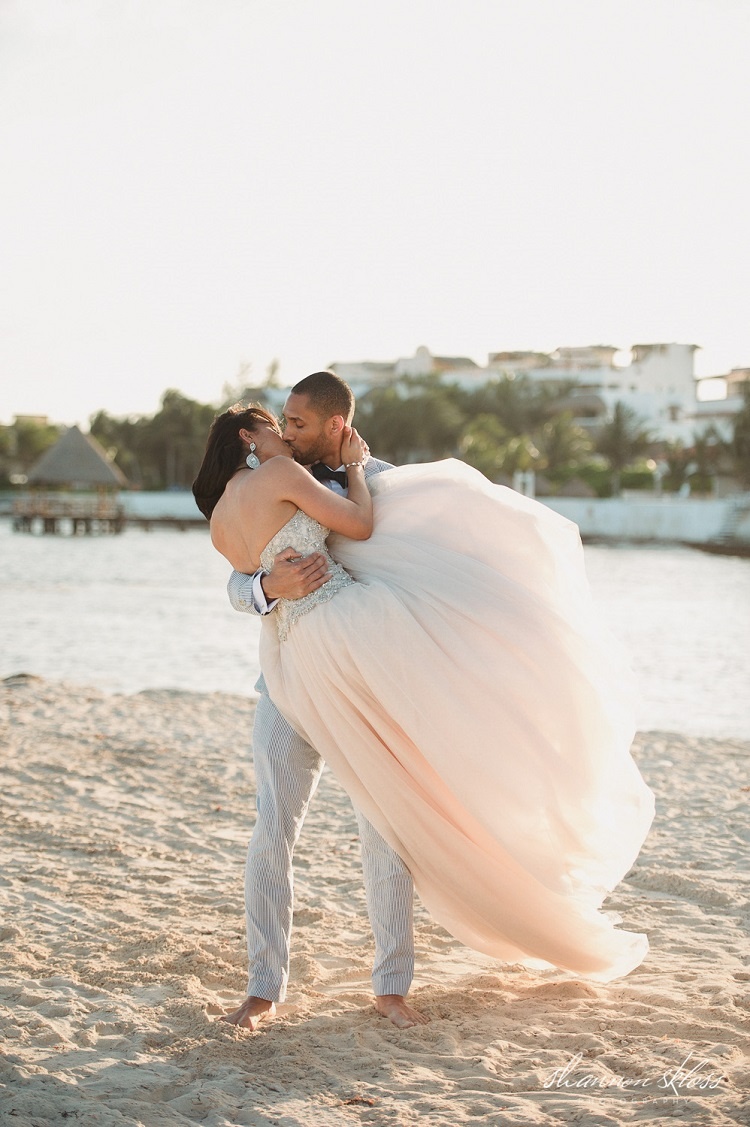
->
<box><xmin>345</xmin><ymin>460</ymin><xmax>364</xmax><ymax>468</ymax></box>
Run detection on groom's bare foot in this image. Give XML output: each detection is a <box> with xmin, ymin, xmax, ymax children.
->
<box><xmin>374</xmin><ymin>994</ymin><xmax>429</xmax><ymax>1028</ymax></box>
<box><xmin>218</xmin><ymin>996</ymin><xmax>276</xmax><ymax>1031</ymax></box>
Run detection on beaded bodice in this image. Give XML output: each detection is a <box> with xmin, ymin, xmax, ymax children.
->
<box><xmin>260</xmin><ymin>509</ymin><xmax>355</xmax><ymax>641</ymax></box>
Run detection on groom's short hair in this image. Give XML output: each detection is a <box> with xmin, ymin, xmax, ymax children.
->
<box><xmin>292</xmin><ymin>370</ymin><xmax>355</xmax><ymax>424</ymax></box>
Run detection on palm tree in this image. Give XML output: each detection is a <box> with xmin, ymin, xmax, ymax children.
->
<box><xmin>466</xmin><ymin>375</ymin><xmax>551</xmax><ymax>434</ymax></box>
<box><xmin>659</xmin><ymin>439</ymin><xmax>689</xmax><ymax>493</ymax></box>
<box><xmin>496</xmin><ymin>434</ymin><xmax>542</xmax><ymax>477</ymax></box>
<box><xmin>459</xmin><ymin>414</ymin><xmax>510</xmax><ymax>480</ymax></box>
<box><xmin>730</xmin><ymin>384</ymin><xmax>750</xmax><ymax>488</ymax></box>
<box><xmin>596</xmin><ymin>403</ymin><xmax>653</xmax><ymax>495</ymax></box>
<box><xmin>688</xmin><ymin>426</ymin><xmax>725</xmax><ymax>493</ymax></box>
<box><xmin>357</xmin><ymin>376</ymin><xmax>468</xmax><ymax>463</ymax></box>
<box><xmin>535</xmin><ymin>412</ymin><xmax>593</xmax><ymax>481</ymax></box>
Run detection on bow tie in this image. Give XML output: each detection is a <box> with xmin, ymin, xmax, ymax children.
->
<box><xmin>311</xmin><ymin>463</ymin><xmax>348</xmax><ymax>488</ymax></box>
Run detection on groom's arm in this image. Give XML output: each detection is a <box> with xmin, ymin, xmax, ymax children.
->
<box><xmin>227</xmin><ymin>567</ymin><xmax>272</xmax><ymax>617</ymax></box>
<box><xmin>227</xmin><ymin>551</ymin><xmax>331</xmax><ymax>616</ymax></box>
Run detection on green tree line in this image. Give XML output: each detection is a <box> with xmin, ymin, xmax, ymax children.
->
<box><xmin>0</xmin><ymin>416</ymin><xmax>62</xmax><ymax>486</ymax></box>
<box><xmin>355</xmin><ymin>374</ymin><xmax>746</xmax><ymax>496</ymax></box>
<box><xmin>0</xmin><ymin>390</ymin><xmax>216</xmax><ymax>491</ymax></box>
<box><xmin>2</xmin><ymin>379</ymin><xmax>749</xmax><ymax>494</ymax></box>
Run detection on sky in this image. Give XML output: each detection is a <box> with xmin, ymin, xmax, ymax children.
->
<box><xmin>1</xmin><ymin>0</ymin><xmax>749</xmax><ymax>426</ymax></box>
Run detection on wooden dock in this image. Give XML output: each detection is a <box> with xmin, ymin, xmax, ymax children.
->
<box><xmin>12</xmin><ymin>494</ymin><xmax>125</xmax><ymax>535</ymax></box>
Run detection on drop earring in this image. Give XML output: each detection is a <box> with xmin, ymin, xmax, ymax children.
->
<box><xmin>245</xmin><ymin>442</ymin><xmax>260</xmax><ymax>470</ymax></box>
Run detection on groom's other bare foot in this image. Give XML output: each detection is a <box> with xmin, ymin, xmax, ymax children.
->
<box><xmin>374</xmin><ymin>994</ymin><xmax>429</xmax><ymax>1028</ymax></box>
<box><xmin>218</xmin><ymin>996</ymin><xmax>276</xmax><ymax>1031</ymax></box>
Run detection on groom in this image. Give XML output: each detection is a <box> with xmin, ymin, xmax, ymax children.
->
<box><xmin>221</xmin><ymin>371</ymin><xmax>427</xmax><ymax>1030</ymax></box>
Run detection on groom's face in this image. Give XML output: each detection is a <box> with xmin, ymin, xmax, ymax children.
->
<box><xmin>282</xmin><ymin>393</ymin><xmax>342</xmax><ymax>467</ymax></box>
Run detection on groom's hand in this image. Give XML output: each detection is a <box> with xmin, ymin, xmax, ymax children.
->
<box><xmin>261</xmin><ymin>548</ymin><xmax>331</xmax><ymax>601</ymax></box>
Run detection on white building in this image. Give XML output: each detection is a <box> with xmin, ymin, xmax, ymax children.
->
<box><xmin>328</xmin><ymin>359</ymin><xmax>398</xmax><ymax>398</ymax></box>
<box><xmin>393</xmin><ymin>345</ymin><xmax>480</xmax><ymax>385</ymax></box>
<box><xmin>494</xmin><ymin>342</ymin><xmax>702</xmax><ymax>443</ymax></box>
<box><xmin>332</xmin><ymin>343</ymin><xmax>748</xmax><ymax>446</ymax></box>
<box><xmin>686</xmin><ymin>367</ymin><xmax>748</xmax><ymax>443</ymax></box>
<box><xmin>332</xmin><ymin>346</ymin><xmax>482</xmax><ymax>394</ymax></box>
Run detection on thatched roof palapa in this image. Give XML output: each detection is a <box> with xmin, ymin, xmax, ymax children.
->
<box><xmin>27</xmin><ymin>426</ymin><xmax>128</xmax><ymax>489</ymax></box>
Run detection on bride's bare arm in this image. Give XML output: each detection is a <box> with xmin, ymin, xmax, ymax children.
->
<box><xmin>270</xmin><ymin>431</ymin><xmax>373</xmax><ymax>539</ymax></box>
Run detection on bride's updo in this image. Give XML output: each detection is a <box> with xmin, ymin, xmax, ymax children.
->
<box><xmin>192</xmin><ymin>402</ymin><xmax>279</xmax><ymax>519</ymax></box>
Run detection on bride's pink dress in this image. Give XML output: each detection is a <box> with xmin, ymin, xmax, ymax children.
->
<box><xmin>258</xmin><ymin>459</ymin><xmax>654</xmax><ymax>982</ymax></box>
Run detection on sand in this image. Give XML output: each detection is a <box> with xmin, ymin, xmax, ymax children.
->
<box><xmin>0</xmin><ymin>674</ymin><xmax>748</xmax><ymax>1127</ymax></box>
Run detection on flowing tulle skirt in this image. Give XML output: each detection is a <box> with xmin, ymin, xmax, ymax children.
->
<box><xmin>260</xmin><ymin>460</ymin><xmax>655</xmax><ymax>982</ymax></box>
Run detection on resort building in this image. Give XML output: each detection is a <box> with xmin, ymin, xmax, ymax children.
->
<box><xmin>332</xmin><ymin>346</ymin><xmax>482</xmax><ymax>394</ymax></box>
<box><xmin>332</xmin><ymin>343</ymin><xmax>747</xmax><ymax>445</ymax></box>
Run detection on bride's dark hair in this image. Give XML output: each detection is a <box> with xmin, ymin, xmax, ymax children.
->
<box><xmin>192</xmin><ymin>402</ymin><xmax>279</xmax><ymax>519</ymax></box>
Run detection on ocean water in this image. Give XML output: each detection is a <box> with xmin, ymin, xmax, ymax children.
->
<box><xmin>0</xmin><ymin>520</ymin><xmax>747</xmax><ymax>738</ymax></box>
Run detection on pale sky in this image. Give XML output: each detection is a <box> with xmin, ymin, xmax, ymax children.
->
<box><xmin>1</xmin><ymin>0</ymin><xmax>749</xmax><ymax>426</ymax></box>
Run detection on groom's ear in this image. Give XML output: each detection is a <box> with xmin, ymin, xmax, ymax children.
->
<box><xmin>327</xmin><ymin>415</ymin><xmax>346</xmax><ymax>436</ymax></box>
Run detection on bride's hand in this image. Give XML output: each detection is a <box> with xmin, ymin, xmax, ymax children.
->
<box><xmin>340</xmin><ymin>426</ymin><xmax>369</xmax><ymax>467</ymax></box>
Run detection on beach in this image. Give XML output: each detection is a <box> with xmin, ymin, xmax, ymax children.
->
<box><xmin>1</xmin><ymin>674</ymin><xmax>748</xmax><ymax>1126</ymax></box>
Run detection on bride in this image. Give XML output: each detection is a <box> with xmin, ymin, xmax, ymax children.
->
<box><xmin>193</xmin><ymin>403</ymin><xmax>655</xmax><ymax>983</ymax></box>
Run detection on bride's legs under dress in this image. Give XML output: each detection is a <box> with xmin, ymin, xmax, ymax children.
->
<box><xmin>220</xmin><ymin>693</ymin><xmax>425</xmax><ymax>1029</ymax></box>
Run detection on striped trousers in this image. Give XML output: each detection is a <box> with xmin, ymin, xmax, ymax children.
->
<box><xmin>245</xmin><ymin>692</ymin><xmax>415</xmax><ymax>1002</ymax></box>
